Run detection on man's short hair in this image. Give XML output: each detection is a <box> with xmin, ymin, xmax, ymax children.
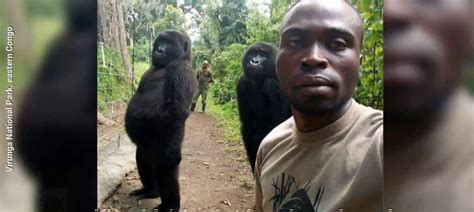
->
<box><xmin>284</xmin><ymin>0</ymin><xmax>365</xmax><ymax>44</ymax></box>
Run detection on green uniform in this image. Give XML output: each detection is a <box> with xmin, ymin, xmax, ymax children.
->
<box><xmin>192</xmin><ymin>68</ymin><xmax>213</xmax><ymax>111</ymax></box>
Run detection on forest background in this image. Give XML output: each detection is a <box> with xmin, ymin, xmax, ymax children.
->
<box><xmin>95</xmin><ymin>0</ymin><xmax>387</xmax><ymax>141</ymax></box>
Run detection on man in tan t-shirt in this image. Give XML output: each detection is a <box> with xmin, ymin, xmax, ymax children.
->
<box><xmin>384</xmin><ymin>0</ymin><xmax>474</xmax><ymax>210</ymax></box>
<box><xmin>254</xmin><ymin>1</ymin><xmax>383</xmax><ymax>211</ymax></box>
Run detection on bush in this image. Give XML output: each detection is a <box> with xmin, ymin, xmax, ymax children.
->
<box><xmin>97</xmin><ymin>47</ymin><xmax>131</xmax><ymax>111</ymax></box>
<box><xmin>207</xmin><ymin>97</ymin><xmax>242</xmax><ymax>143</ymax></box>
<box><xmin>209</xmin><ymin>44</ymin><xmax>248</xmax><ymax>105</ymax></box>
<box><xmin>130</xmin><ymin>37</ymin><xmax>152</xmax><ymax>64</ymax></box>
<box><xmin>355</xmin><ymin>8</ymin><xmax>383</xmax><ymax>109</ymax></box>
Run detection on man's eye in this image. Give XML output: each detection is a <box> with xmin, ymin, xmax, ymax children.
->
<box><xmin>288</xmin><ymin>38</ymin><xmax>303</xmax><ymax>48</ymax></box>
<box><xmin>328</xmin><ymin>39</ymin><xmax>348</xmax><ymax>51</ymax></box>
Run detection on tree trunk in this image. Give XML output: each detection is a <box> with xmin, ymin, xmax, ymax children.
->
<box><xmin>98</xmin><ymin>0</ymin><xmax>132</xmax><ymax>79</ymax></box>
<box><xmin>116</xmin><ymin>0</ymin><xmax>133</xmax><ymax>78</ymax></box>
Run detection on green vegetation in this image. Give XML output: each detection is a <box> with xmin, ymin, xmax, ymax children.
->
<box><xmin>207</xmin><ymin>96</ymin><xmax>242</xmax><ymax>143</ymax></box>
<box><xmin>97</xmin><ymin>47</ymin><xmax>131</xmax><ymax>110</ymax></box>
<box><xmin>351</xmin><ymin>0</ymin><xmax>384</xmax><ymax>109</ymax></box>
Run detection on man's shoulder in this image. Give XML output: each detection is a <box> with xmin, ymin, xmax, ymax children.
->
<box><xmin>352</xmin><ymin>101</ymin><xmax>383</xmax><ymax>141</ymax></box>
<box><xmin>353</xmin><ymin>101</ymin><xmax>383</xmax><ymax>126</ymax></box>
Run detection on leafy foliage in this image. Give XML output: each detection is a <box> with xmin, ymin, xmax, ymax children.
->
<box><xmin>130</xmin><ymin>37</ymin><xmax>151</xmax><ymax>63</ymax></box>
<box><xmin>207</xmin><ymin>97</ymin><xmax>242</xmax><ymax>143</ymax></box>
<box><xmin>154</xmin><ymin>5</ymin><xmax>186</xmax><ymax>32</ymax></box>
<box><xmin>246</xmin><ymin>10</ymin><xmax>279</xmax><ymax>45</ymax></box>
<box><xmin>352</xmin><ymin>0</ymin><xmax>384</xmax><ymax>109</ymax></box>
<box><xmin>97</xmin><ymin>47</ymin><xmax>131</xmax><ymax>110</ymax></box>
<box><xmin>210</xmin><ymin>44</ymin><xmax>248</xmax><ymax>104</ymax></box>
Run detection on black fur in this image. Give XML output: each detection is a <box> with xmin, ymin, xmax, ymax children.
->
<box><xmin>237</xmin><ymin>43</ymin><xmax>292</xmax><ymax>173</ymax></box>
<box><xmin>125</xmin><ymin>30</ymin><xmax>196</xmax><ymax>211</ymax></box>
<box><xmin>16</xmin><ymin>0</ymin><xmax>97</xmax><ymax>211</ymax></box>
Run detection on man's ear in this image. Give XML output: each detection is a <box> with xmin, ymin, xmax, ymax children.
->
<box><xmin>359</xmin><ymin>54</ymin><xmax>364</xmax><ymax>64</ymax></box>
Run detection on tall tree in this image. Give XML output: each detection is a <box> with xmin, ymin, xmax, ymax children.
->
<box><xmin>98</xmin><ymin>0</ymin><xmax>132</xmax><ymax>78</ymax></box>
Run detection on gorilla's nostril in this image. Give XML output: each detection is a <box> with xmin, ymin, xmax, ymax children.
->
<box><xmin>250</xmin><ymin>59</ymin><xmax>260</xmax><ymax>65</ymax></box>
<box><xmin>301</xmin><ymin>62</ymin><xmax>310</xmax><ymax>70</ymax></box>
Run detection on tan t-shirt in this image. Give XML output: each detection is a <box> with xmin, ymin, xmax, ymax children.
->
<box><xmin>384</xmin><ymin>90</ymin><xmax>474</xmax><ymax>211</ymax></box>
<box><xmin>255</xmin><ymin>99</ymin><xmax>383</xmax><ymax>212</ymax></box>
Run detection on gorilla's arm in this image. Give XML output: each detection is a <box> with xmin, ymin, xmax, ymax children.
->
<box><xmin>263</xmin><ymin>78</ymin><xmax>292</xmax><ymax>125</ymax></box>
<box><xmin>164</xmin><ymin>60</ymin><xmax>196</xmax><ymax>121</ymax></box>
<box><xmin>237</xmin><ymin>76</ymin><xmax>258</xmax><ymax>143</ymax></box>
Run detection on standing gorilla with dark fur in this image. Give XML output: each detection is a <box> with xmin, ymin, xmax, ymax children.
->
<box><xmin>237</xmin><ymin>43</ymin><xmax>292</xmax><ymax>173</ymax></box>
<box><xmin>16</xmin><ymin>0</ymin><xmax>97</xmax><ymax>211</ymax></box>
<box><xmin>125</xmin><ymin>30</ymin><xmax>196</xmax><ymax>211</ymax></box>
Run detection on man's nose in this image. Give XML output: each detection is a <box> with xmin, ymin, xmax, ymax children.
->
<box><xmin>301</xmin><ymin>44</ymin><xmax>328</xmax><ymax>71</ymax></box>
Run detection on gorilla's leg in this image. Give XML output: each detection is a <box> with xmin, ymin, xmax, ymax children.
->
<box><xmin>247</xmin><ymin>133</ymin><xmax>262</xmax><ymax>173</ymax></box>
<box><xmin>37</xmin><ymin>166</ymin><xmax>96</xmax><ymax>212</ymax></box>
<box><xmin>154</xmin><ymin>167</ymin><xmax>180</xmax><ymax>211</ymax></box>
<box><xmin>37</xmin><ymin>185</ymin><xmax>67</xmax><ymax>212</ymax></box>
<box><xmin>154</xmin><ymin>126</ymin><xmax>184</xmax><ymax>210</ymax></box>
<box><xmin>130</xmin><ymin>145</ymin><xmax>160</xmax><ymax>199</ymax></box>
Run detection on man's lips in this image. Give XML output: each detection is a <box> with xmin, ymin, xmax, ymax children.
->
<box><xmin>384</xmin><ymin>45</ymin><xmax>435</xmax><ymax>88</ymax></box>
<box><xmin>292</xmin><ymin>75</ymin><xmax>333</xmax><ymax>88</ymax></box>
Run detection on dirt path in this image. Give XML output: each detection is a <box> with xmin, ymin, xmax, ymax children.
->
<box><xmin>100</xmin><ymin>112</ymin><xmax>255</xmax><ymax>211</ymax></box>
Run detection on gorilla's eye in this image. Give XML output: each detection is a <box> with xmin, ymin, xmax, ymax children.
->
<box><xmin>155</xmin><ymin>40</ymin><xmax>174</xmax><ymax>54</ymax></box>
<box><xmin>328</xmin><ymin>38</ymin><xmax>348</xmax><ymax>51</ymax></box>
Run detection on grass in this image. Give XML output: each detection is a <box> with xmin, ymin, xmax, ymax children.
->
<box><xmin>205</xmin><ymin>96</ymin><xmax>255</xmax><ymax>187</ymax></box>
<box><xmin>97</xmin><ymin>61</ymin><xmax>149</xmax><ymax>112</ymax></box>
<box><xmin>133</xmin><ymin>61</ymin><xmax>149</xmax><ymax>84</ymax></box>
<box><xmin>206</xmin><ymin>96</ymin><xmax>242</xmax><ymax>143</ymax></box>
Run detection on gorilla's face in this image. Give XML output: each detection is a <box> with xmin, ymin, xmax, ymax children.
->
<box><xmin>243</xmin><ymin>43</ymin><xmax>277</xmax><ymax>80</ymax></box>
<box><xmin>152</xmin><ymin>30</ymin><xmax>190</xmax><ymax>69</ymax></box>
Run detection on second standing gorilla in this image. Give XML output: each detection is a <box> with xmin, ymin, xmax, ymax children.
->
<box><xmin>237</xmin><ymin>43</ymin><xmax>292</xmax><ymax>173</ymax></box>
<box><xmin>125</xmin><ymin>30</ymin><xmax>196</xmax><ymax>210</ymax></box>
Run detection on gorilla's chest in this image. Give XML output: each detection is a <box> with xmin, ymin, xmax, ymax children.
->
<box><xmin>129</xmin><ymin>70</ymin><xmax>168</xmax><ymax>113</ymax></box>
<box><xmin>140</xmin><ymin>70</ymin><xmax>167</xmax><ymax>93</ymax></box>
<box><xmin>248</xmin><ymin>84</ymin><xmax>273</xmax><ymax>114</ymax></box>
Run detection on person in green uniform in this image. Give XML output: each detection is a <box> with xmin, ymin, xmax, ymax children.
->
<box><xmin>191</xmin><ymin>61</ymin><xmax>214</xmax><ymax>112</ymax></box>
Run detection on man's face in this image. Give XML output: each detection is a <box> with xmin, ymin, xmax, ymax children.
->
<box><xmin>384</xmin><ymin>0</ymin><xmax>472</xmax><ymax>115</ymax></box>
<box><xmin>277</xmin><ymin>0</ymin><xmax>363</xmax><ymax>115</ymax></box>
<box><xmin>203</xmin><ymin>63</ymin><xmax>208</xmax><ymax>69</ymax></box>
<box><xmin>276</xmin><ymin>0</ymin><xmax>363</xmax><ymax>115</ymax></box>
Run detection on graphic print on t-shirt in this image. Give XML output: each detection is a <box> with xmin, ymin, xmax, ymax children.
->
<box><xmin>270</xmin><ymin>173</ymin><xmax>325</xmax><ymax>212</ymax></box>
